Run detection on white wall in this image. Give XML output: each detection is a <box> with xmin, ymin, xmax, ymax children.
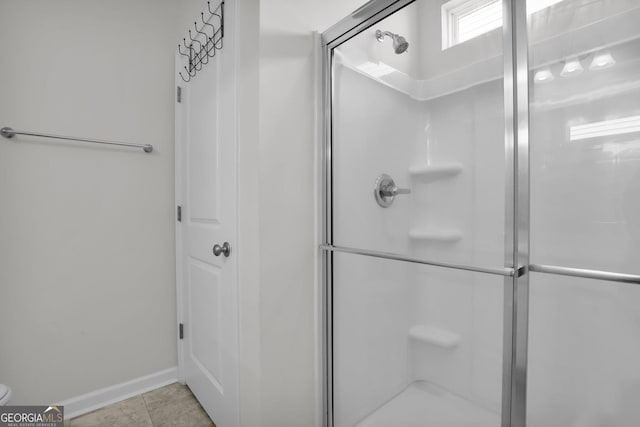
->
<box><xmin>257</xmin><ymin>1</ymin><xmax>364</xmax><ymax>426</ymax></box>
<box><xmin>234</xmin><ymin>0</ymin><xmax>263</xmax><ymax>426</ymax></box>
<box><xmin>0</xmin><ymin>0</ymin><xmax>197</xmax><ymax>405</ymax></box>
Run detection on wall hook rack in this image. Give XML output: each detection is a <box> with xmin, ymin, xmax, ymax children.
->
<box><xmin>178</xmin><ymin>1</ymin><xmax>224</xmax><ymax>83</ymax></box>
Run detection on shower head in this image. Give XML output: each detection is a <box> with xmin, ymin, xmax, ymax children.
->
<box><xmin>375</xmin><ymin>30</ymin><xmax>409</xmax><ymax>54</ymax></box>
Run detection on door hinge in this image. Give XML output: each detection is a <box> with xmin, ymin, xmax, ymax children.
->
<box><xmin>177</xmin><ymin>86</ymin><xmax>182</xmax><ymax>103</ymax></box>
<box><xmin>177</xmin><ymin>205</ymin><xmax>182</xmax><ymax>222</ymax></box>
<box><xmin>179</xmin><ymin>323</ymin><xmax>184</xmax><ymax>340</ymax></box>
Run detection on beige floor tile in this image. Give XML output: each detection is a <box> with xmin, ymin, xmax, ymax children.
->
<box><xmin>143</xmin><ymin>383</ymin><xmax>214</xmax><ymax>427</ymax></box>
<box><xmin>142</xmin><ymin>383</ymin><xmax>193</xmax><ymax>406</ymax></box>
<box><xmin>70</xmin><ymin>395</ymin><xmax>153</xmax><ymax>427</ymax></box>
<box><xmin>69</xmin><ymin>382</ymin><xmax>215</xmax><ymax>427</ymax></box>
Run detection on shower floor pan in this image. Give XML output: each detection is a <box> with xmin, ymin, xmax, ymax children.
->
<box><xmin>354</xmin><ymin>381</ymin><xmax>500</xmax><ymax>427</ymax></box>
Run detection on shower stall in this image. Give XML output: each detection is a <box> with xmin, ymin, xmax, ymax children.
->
<box><xmin>319</xmin><ymin>0</ymin><xmax>640</xmax><ymax>426</ymax></box>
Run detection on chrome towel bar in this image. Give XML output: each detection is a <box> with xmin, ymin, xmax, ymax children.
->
<box><xmin>1</xmin><ymin>127</ymin><xmax>153</xmax><ymax>153</ymax></box>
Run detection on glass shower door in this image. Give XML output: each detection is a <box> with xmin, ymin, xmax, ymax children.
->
<box><xmin>324</xmin><ymin>0</ymin><xmax>640</xmax><ymax>425</ymax></box>
<box><xmin>325</xmin><ymin>0</ymin><xmax>511</xmax><ymax>425</ymax></box>
<box><xmin>526</xmin><ymin>1</ymin><xmax>640</xmax><ymax>425</ymax></box>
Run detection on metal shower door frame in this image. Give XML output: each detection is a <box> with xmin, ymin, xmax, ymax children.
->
<box><xmin>319</xmin><ymin>1</ymin><xmax>529</xmax><ymax>426</ymax></box>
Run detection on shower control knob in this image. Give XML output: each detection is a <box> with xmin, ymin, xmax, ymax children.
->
<box><xmin>374</xmin><ymin>174</ymin><xmax>411</xmax><ymax>208</ymax></box>
<box><xmin>382</xmin><ymin>186</ymin><xmax>411</xmax><ymax>197</ymax></box>
<box><xmin>213</xmin><ymin>242</ymin><xmax>231</xmax><ymax>257</ymax></box>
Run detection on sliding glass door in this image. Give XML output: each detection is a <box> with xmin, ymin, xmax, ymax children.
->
<box><xmin>321</xmin><ymin>0</ymin><xmax>640</xmax><ymax>426</ymax></box>
<box><xmin>527</xmin><ymin>1</ymin><xmax>640</xmax><ymax>425</ymax></box>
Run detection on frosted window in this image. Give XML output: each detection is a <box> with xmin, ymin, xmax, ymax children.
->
<box><xmin>442</xmin><ymin>0</ymin><xmax>566</xmax><ymax>49</ymax></box>
<box><xmin>457</xmin><ymin>1</ymin><xmax>502</xmax><ymax>45</ymax></box>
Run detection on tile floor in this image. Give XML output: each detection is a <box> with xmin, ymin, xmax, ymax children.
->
<box><xmin>68</xmin><ymin>383</ymin><xmax>215</xmax><ymax>427</ymax></box>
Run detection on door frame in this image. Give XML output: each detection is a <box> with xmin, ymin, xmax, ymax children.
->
<box><xmin>175</xmin><ymin>48</ymin><xmax>186</xmax><ymax>384</ymax></box>
<box><xmin>318</xmin><ymin>1</ymin><xmax>530</xmax><ymax>426</ymax></box>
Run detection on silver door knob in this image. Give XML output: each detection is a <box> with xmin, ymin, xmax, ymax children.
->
<box><xmin>213</xmin><ymin>242</ymin><xmax>231</xmax><ymax>257</ymax></box>
<box><xmin>374</xmin><ymin>174</ymin><xmax>411</xmax><ymax>208</ymax></box>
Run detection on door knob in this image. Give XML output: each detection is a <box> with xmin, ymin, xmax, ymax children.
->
<box><xmin>374</xmin><ymin>174</ymin><xmax>411</xmax><ymax>208</ymax></box>
<box><xmin>213</xmin><ymin>242</ymin><xmax>231</xmax><ymax>257</ymax></box>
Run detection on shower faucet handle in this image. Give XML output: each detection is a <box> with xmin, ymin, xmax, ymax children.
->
<box><xmin>388</xmin><ymin>186</ymin><xmax>410</xmax><ymax>196</ymax></box>
<box><xmin>374</xmin><ymin>174</ymin><xmax>410</xmax><ymax>208</ymax></box>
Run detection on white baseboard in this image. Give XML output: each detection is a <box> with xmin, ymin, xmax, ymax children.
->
<box><xmin>57</xmin><ymin>367</ymin><xmax>178</xmax><ymax>420</ymax></box>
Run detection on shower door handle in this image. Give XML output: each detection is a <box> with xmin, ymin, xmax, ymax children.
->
<box><xmin>374</xmin><ymin>174</ymin><xmax>411</xmax><ymax>208</ymax></box>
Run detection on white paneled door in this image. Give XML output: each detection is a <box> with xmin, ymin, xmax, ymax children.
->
<box><xmin>174</xmin><ymin>26</ymin><xmax>239</xmax><ymax>427</ymax></box>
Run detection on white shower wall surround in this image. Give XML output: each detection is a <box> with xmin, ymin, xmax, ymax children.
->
<box><xmin>325</xmin><ymin>0</ymin><xmax>640</xmax><ymax>426</ymax></box>
<box><xmin>332</xmin><ymin>48</ymin><xmax>505</xmax><ymax>427</ymax></box>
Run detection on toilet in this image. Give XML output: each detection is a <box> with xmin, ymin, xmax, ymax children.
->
<box><xmin>0</xmin><ymin>384</ymin><xmax>12</xmax><ymax>405</ymax></box>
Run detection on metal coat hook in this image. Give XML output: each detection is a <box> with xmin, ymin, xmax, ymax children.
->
<box><xmin>178</xmin><ymin>44</ymin><xmax>190</xmax><ymax>59</ymax></box>
<box><xmin>201</xmin><ymin>13</ymin><xmax>217</xmax><ymax>58</ymax></box>
<box><xmin>181</xmin><ymin>39</ymin><xmax>195</xmax><ymax>73</ymax></box>
<box><xmin>188</xmin><ymin>31</ymin><xmax>203</xmax><ymax>73</ymax></box>
<box><xmin>195</xmin><ymin>21</ymin><xmax>209</xmax><ymax>45</ymax></box>
<box><xmin>205</xmin><ymin>38</ymin><xmax>216</xmax><ymax>58</ymax></box>
<box><xmin>213</xmin><ymin>23</ymin><xmax>223</xmax><ymax>50</ymax></box>
<box><xmin>194</xmin><ymin>23</ymin><xmax>210</xmax><ymax>65</ymax></box>
<box><xmin>176</xmin><ymin>1</ymin><xmax>225</xmax><ymax>83</ymax></box>
<box><xmin>201</xmin><ymin>12</ymin><xmax>215</xmax><ymax>38</ymax></box>
<box><xmin>188</xmin><ymin>30</ymin><xmax>203</xmax><ymax>54</ymax></box>
<box><xmin>212</xmin><ymin>2</ymin><xmax>224</xmax><ymax>49</ymax></box>
<box><xmin>198</xmin><ymin>49</ymin><xmax>209</xmax><ymax>65</ymax></box>
<box><xmin>193</xmin><ymin>52</ymin><xmax>203</xmax><ymax>71</ymax></box>
<box><xmin>181</xmin><ymin>36</ymin><xmax>202</xmax><ymax>72</ymax></box>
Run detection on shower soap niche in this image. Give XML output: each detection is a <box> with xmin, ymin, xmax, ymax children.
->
<box><xmin>409</xmin><ymin>324</ymin><xmax>460</xmax><ymax>349</ymax></box>
<box><xmin>409</xmin><ymin>228</ymin><xmax>462</xmax><ymax>243</ymax></box>
<box><xmin>409</xmin><ymin>163</ymin><xmax>462</xmax><ymax>180</ymax></box>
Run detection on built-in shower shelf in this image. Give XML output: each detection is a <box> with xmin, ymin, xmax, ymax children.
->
<box><xmin>409</xmin><ymin>325</ymin><xmax>460</xmax><ymax>349</ymax></box>
<box><xmin>409</xmin><ymin>163</ymin><xmax>463</xmax><ymax>180</ymax></box>
<box><xmin>408</xmin><ymin>228</ymin><xmax>462</xmax><ymax>243</ymax></box>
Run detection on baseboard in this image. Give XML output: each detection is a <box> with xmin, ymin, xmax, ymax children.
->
<box><xmin>57</xmin><ymin>367</ymin><xmax>178</xmax><ymax>420</ymax></box>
